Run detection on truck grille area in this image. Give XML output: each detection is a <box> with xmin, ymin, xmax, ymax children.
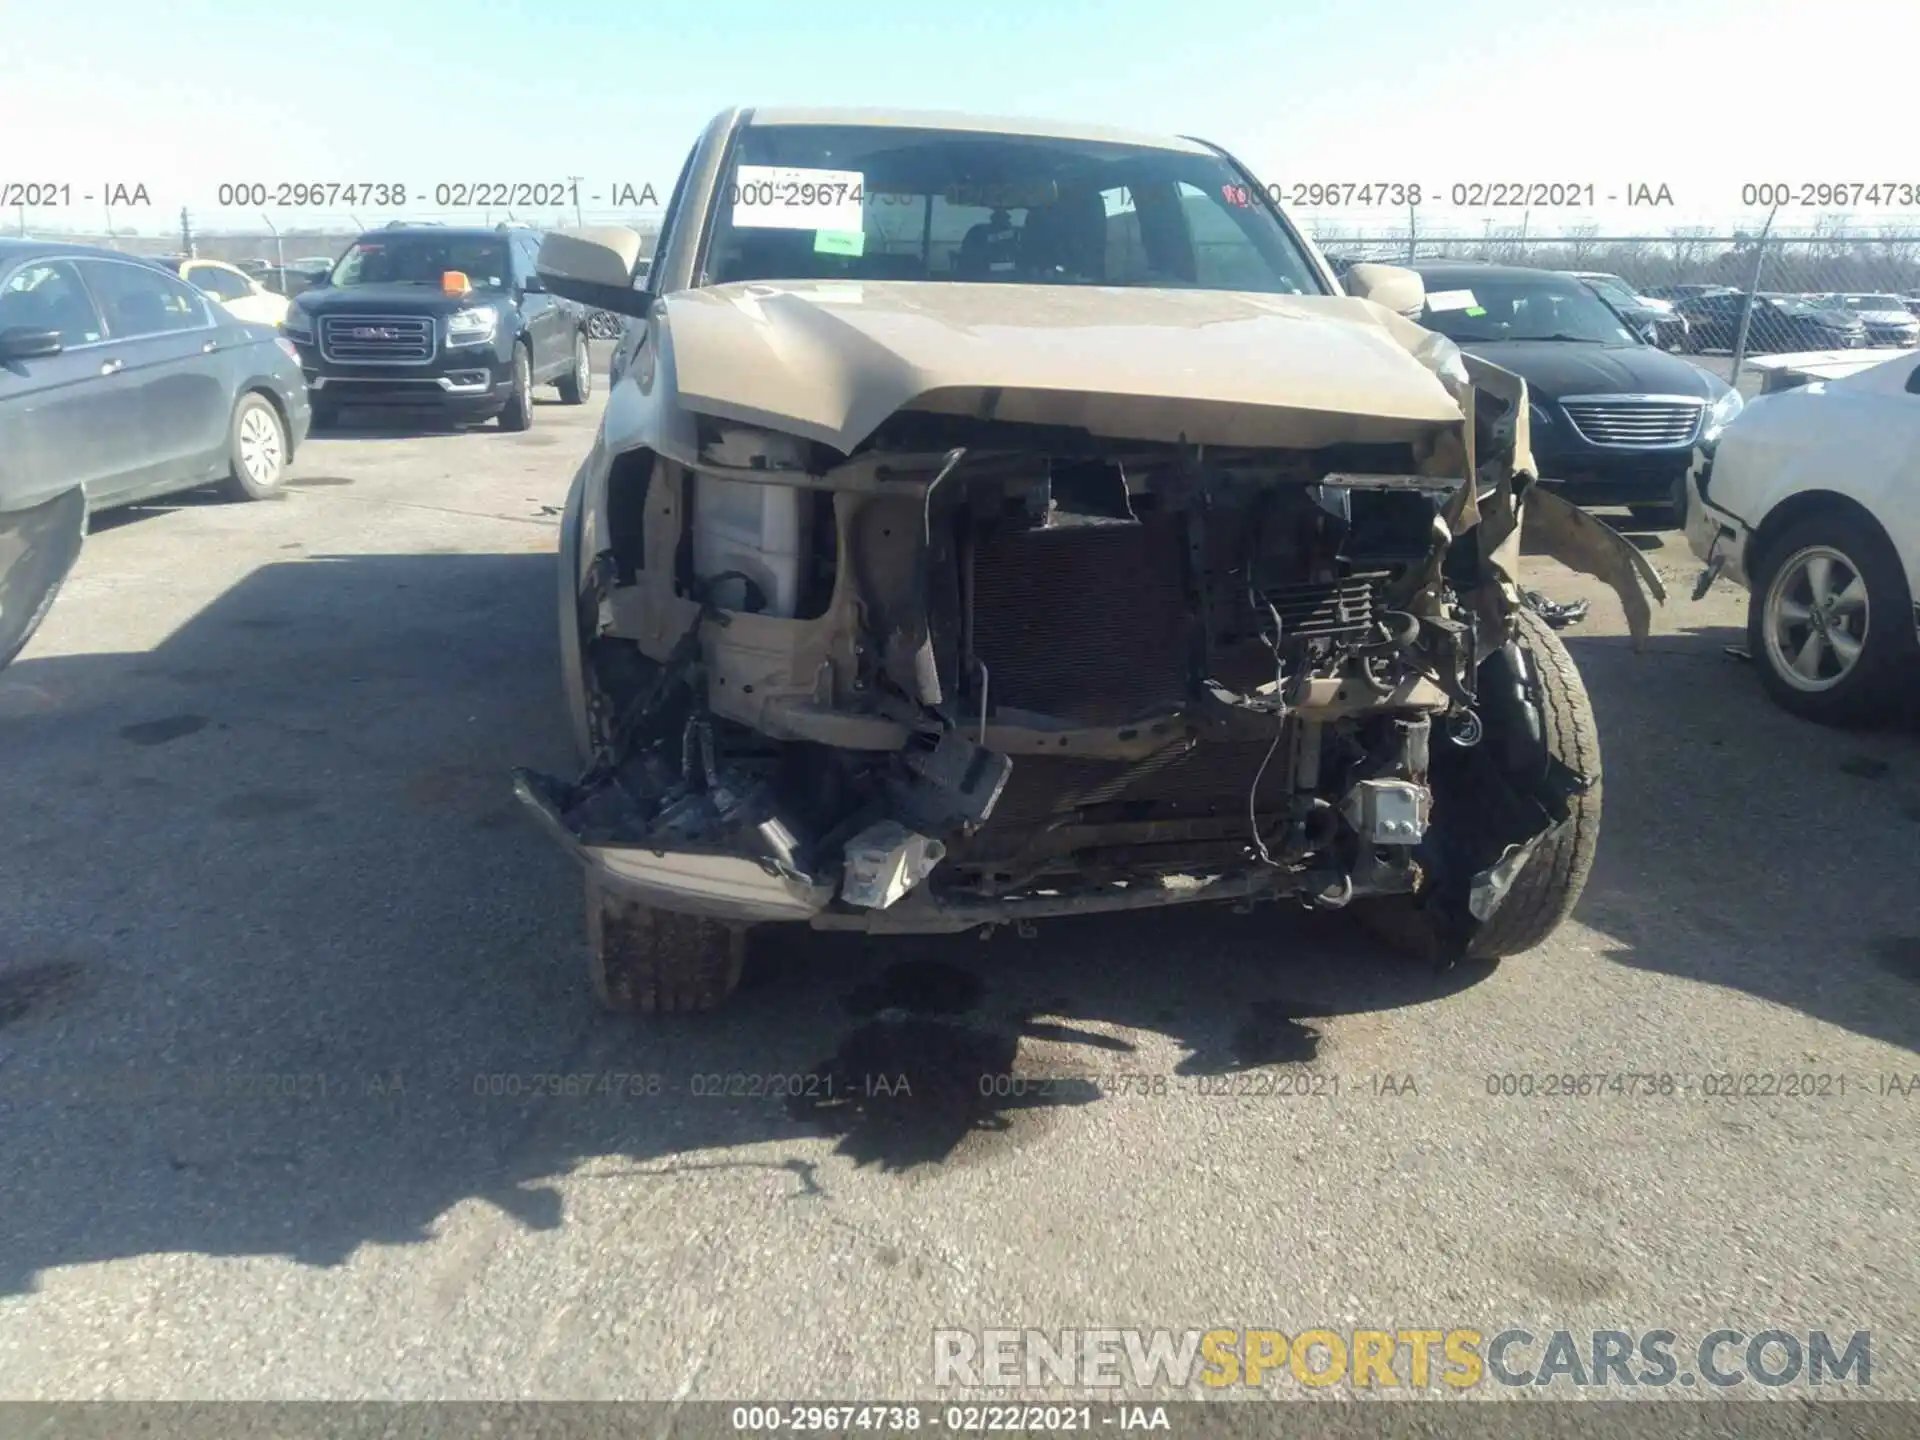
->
<box><xmin>968</xmin><ymin>515</ymin><xmax>1191</xmax><ymax>726</ymax></box>
<box><xmin>1559</xmin><ymin>398</ymin><xmax>1703</xmax><ymax>447</ymax></box>
<box><xmin>319</xmin><ymin>314</ymin><xmax>435</xmax><ymax>365</ymax></box>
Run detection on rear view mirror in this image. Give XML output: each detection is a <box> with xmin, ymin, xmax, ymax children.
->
<box><xmin>0</xmin><ymin>326</ymin><xmax>63</xmax><ymax>361</ymax></box>
<box><xmin>538</xmin><ymin>227</ymin><xmax>651</xmax><ymax>317</ymax></box>
<box><xmin>1344</xmin><ymin>263</ymin><xmax>1427</xmax><ymax>319</ymax></box>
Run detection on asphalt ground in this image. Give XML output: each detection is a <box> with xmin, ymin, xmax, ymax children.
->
<box><xmin>1</xmin><ymin>352</ymin><xmax>1916</xmax><ymax>1415</ymax></box>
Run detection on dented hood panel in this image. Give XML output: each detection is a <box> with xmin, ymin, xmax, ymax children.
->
<box><xmin>659</xmin><ymin>281</ymin><xmax>1465</xmax><ymax>453</ymax></box>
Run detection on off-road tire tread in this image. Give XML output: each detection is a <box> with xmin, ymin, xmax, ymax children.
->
<box><xmin>586</xmin><ymin>879</ymin><xmax>746</xmax><ymax>1013</ymax></box>
<box><xmin>1466</xmin><ymin>606</ymin><xmax>1603</xmax><ymax>958</ymax></box>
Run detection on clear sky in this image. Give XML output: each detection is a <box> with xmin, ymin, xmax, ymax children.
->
<box><xmin>1</xmin><ymin>0</ymin><xmax>1910</xmax><ymax>238</ymax></box>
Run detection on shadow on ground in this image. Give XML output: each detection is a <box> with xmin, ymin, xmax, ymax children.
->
<box><xmin>87</xmin><ymin>488</ymin><xmax>237</xmax><ymax>534</ymax></box>
<box><xmin>0</xmin><ymin>550</ymin><xmax>1489</xmax><ymax>1295</ymax></box>
<box><xmin>1562</xmin><ymin>623</ymin><xmax>1920</xmax><ymax>1057</ymax></box>
<box><xmin>306</xmin><ymin>394</ymin><xmax>573</xmax><ymax>442</ymax></box>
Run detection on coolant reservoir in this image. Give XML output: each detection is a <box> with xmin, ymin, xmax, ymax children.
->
<box><xmin>694</xmin><ymin>428</ymin><xmax>812</xmax><ymax>616</ymax></box>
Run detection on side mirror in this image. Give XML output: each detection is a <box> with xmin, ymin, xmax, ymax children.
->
<box><xmin>521</xmin><ymin>273</ymin><xmax>548</xmax><ymax>294</ymax></box>
<box><xmin>537</xmin><ymin>227</ymin><xmax>651</xmax><ymax>317</ymax></box>
<box><xmin>1344</xmin><ymin>263</ymin><xmax>1426</xmax><ymax>319</ymax></box>
<box><xmin>0</xmin><ymin>326</ymin><xmax>63</xmax><ymax>362</ymax></box>
<box><xmin>1640</xmin><ymin>322</ymin><xmax>1661</xmax><ymax>345</ymax></box>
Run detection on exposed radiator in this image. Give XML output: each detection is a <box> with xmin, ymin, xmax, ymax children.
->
<box><xmin>968</xmin><ymin>515</ymin><xmax>1191</xmax><ymax>726</ymax></box>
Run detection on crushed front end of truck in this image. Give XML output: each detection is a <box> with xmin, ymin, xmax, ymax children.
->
<box><xmin>513</xmin><ymin>284</ymin><xmax>1664</xmax><ymax>1007</ymax></box>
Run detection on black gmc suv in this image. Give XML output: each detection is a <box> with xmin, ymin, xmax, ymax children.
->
<box><xmin>282</xmin><ymin>223</ymin><xmax>590</xmax><ymax>430</ymax></box>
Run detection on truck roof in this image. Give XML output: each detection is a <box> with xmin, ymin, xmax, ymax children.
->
<box><xmin>742</xmin><ymin>105</ymin><xmax>1215</xmax><ymax>156</ymax></box>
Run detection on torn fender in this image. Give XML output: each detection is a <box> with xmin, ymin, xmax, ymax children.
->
<box><xmin>1520</xmin><ymin>487</ymin><xmax>1668</xmax><ymax>650</ymax></box>
<box><xmin>0</xmin><ymin>485</ymin><xmax>87</xmax><ymax>673</ymax></box>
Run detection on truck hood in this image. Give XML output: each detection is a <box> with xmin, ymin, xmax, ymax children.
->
<box><xmin>657</xmin><ymin>281</ymin><xmax>1466</xmax><ymax>453</ymax></box>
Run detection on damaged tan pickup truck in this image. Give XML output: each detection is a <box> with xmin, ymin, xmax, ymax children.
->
<box><xmin>512</xmin><ymin>107</ymin><xmax>1664</xmax><ymax>1012</ymax></box>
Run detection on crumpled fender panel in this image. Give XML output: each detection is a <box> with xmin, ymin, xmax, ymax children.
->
<box><xmin>1521</xmin><ymin>488</ymin><xmax>1669</xmax><ymax>650</ymax></box>
<box><xmin>1450</xmin><ymin>353</ymin><xmax>1666</xmax><ymax>650</ymax></box>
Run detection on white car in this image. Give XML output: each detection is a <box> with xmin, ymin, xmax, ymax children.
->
<box><xmin>1687</xmin><ymin>349</ymin><xmax>1920</xmax><ymax>723</ymax></box>
<box><xmin>168</xmin><ymin>258</ymin><xmax>290</xmax><ymax>328</ymax></box>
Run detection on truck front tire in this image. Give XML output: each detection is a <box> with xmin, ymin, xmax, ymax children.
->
<box><xmin>1457</xmin><ymin>607</ymin><xmax>1602</xmax><ymax>958</ymax></box>
<box><xmin>1361</xmin><ymin>606</ymin><xmax>1602</xmax><ymax>964</ymax></box>
<box><xmin>585</xmin><ymin>875</ymin><xmax>747</xmax><ymax>1013</ymax></box>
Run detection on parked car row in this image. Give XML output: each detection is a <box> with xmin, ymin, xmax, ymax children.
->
<box><xmin>0</xmin><ymin>237</ymin><xmax>312</xmax><ymax>667</ymax></box>
<box><xmin>0</xmin><ymin>222</ymin><xmax>600</xmax><ymax>674</ymax></box>
<box><xmin>1643</xmin><ymin>287</ymin><xmax>1919</xmax><ymax>354</ymax></box>
<box><xmin>1816</xmin><ymin>293</ymin><xmax>1920</xmax><ymax>347</ymax></box>
<box><xmin>1561</xmin><ymin>270</ymin><xmax>1691</xmax><ymax>350</ymax></box>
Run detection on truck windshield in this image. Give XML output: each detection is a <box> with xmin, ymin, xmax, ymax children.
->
<box><xmin>702</xmin><ymin>123</ymin><xmax>1326</xmax><ymax>295</ymax></box>
<box><xmin>331</xmin><ymin>236</ymin><xmax>511</xmax><ymax>290</ymax></box>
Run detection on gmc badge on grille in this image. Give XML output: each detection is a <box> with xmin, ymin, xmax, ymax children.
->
<box><xmin>351</xmin><ymin>327</ymin><xmax>399</xmax><ymax>340</ymax></box>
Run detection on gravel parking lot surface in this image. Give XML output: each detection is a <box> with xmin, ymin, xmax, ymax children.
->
<box><xmin>1</xmin><ymin>377</ymin><xmax>1916</xmax><ymax>1405</ymax></box>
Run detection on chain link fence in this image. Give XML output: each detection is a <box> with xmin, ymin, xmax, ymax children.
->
<box><xmin>1311</xmin><ymin>223</ymin><xmax>1920</xmax><ymax>395</ymax></box>
<box><xmin>20</xmin><ymin>211</ymin><xmax>1918</xmax><ymax>393</ymax></box>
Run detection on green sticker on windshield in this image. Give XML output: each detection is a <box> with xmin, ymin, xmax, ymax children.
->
<box><xmin>814</xmin><ymin>229</ymin><xmax>866</xmax><ymax>257</ymax></box>
<box><xmin>1465</xmin><ymin>305</ymin><xmax>1487</xmax><ymax>316</ymax></box>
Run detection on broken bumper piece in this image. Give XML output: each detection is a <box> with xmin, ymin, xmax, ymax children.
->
<box><xmin>840</xmin><ymin>821</ymin><xmax>947</xmax><ymax>910</ymax></box>
<box><xmin>512</xmin><ymin>769</ymin><xmax>834</xmax><ymax>923</ymax></box>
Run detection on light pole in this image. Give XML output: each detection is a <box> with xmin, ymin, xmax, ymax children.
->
<box><xmin>567</xmin><ymin>175</ymin><xmax>584</xmax><ymax>228</ymax></box>
<box><xmin>261</xmin><ymin>211</ymin><xmax>286</xmax><ymax>277</ymax></box>
<box><xmin>1728</xmin><ymin>204</ymin><xmax>1782</xmax><ymax>385</ymax></box>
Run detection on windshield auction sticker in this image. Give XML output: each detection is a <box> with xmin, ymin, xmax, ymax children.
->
<box><xmin>731</xmin><ymin>166</ymin><xmax>866</xmax><ymax>232</ymax></box>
